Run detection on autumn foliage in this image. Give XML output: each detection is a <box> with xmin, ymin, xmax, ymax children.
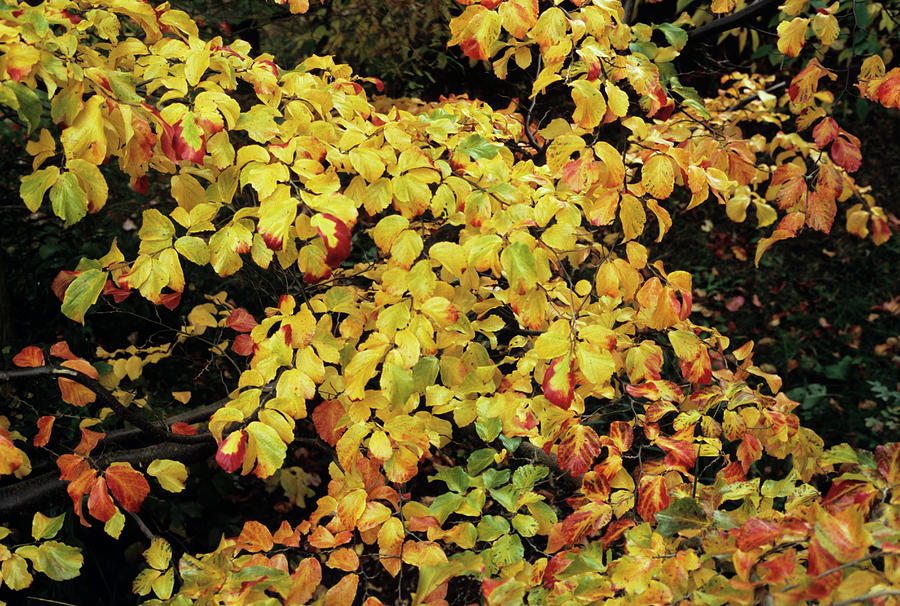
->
<box><xmin>1</xmin><ymin>0</ymin><xmax>900</xmax><ymax>604</ymax></box>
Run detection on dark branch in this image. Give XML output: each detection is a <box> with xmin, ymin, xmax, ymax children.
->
<box><xmin>688</xmin><ymin>0</ymin><xmax>781</xmax><ymax>41</ymax></box>
<box><xmin>0</xmin><ymin>440</ymin><xmax>215</xmax><ymax>517</ymax></box>
<box><xmin>0</xmin><ymin>366</ymin><xmax>210</xmax><ymax>444</ymax></box>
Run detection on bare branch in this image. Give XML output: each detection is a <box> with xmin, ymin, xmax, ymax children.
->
<box><xmin>688</xmin><ymin>0</ymin><xmax>781</xmax><ymax>41</ymax></box>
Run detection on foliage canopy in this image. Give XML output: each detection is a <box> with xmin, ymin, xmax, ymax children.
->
<box><xmin>1</xmin><ymin>0</ymin><xmax>900</xmax><ymax>604</ymax></box>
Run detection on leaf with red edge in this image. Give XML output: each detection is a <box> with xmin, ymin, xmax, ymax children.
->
<box><xmin>805</xmin><ymin>188</ymin><xmax>837</xmax><ymax>233</ymax></box>
<box><xmin>667</xmin><ymin>330</ymin><xmax>712</xmax><ymax>385</ymax></box>
<box><xmin>88</xmin><ymin>476</ymin><xmax>117</xmax><ymax>522</ymax></box>
<box><xmin>607</xmin><ymin>421</ymin><xmax>633</xmax><ymax>453</ymax></box>
<box><xmin>58</xmin><ymin>359</ymin><xmax>99</xmax><ymax>407</ymax></box>
<box><xmin>557</xmin><ymin>423</ymin><xmax>603</xmax><ymax>477</ymax></box>
<box><xmin>216</xmin><ymin>430</ymin><xmax>247</xmax><ymax>473</ymax></box>
<box><xmin>805</xmin><ymin>538</ymin><xmax>844</xmax><ymax>599</ymax></box>
<box><xmin>170</xmin><ymin>422</ymin><xmax>197</xmax><ymax>436</ymax></box>
<box><xmin>0</xmin><ymin>431</ymin><xmax>23</xmax><ymax>475</ymax></box>
<box><xmin>49</xmin><ymin>341</ymin><xmax>77</xmax><ymax>360</ymax></box>
<box><xmin>102</xmin><ymin>280</ymin><xmax>132</xmax><ymax>303</ymax></box>
<box><xmin>543</xmin><ymin>356</ymin><xmax>575</xmax><ymax>409</ymax></box>
<box><xmin>449</xmin><ymin>5</ymin><xmax>502</xmax><ymax>61</ymax></box>
<box><xmin>311</xmin><ymin>213</ymin><xmax>352</xmax><ymax>267</ymax></box>
<box><xmin>637</xmin><ymin>474</ymin><xmax>669</xmax><ymax>523</ymax></box>
<box><xmin>312</xmin><ymin>400</ymin><xmax>346</xmax><ymax>446</ymax></box>
<box><xmin>33</xmin><ymin>416</ymin><xmax>55</xmax><ymax>447</ymax></box>
<box><xmin>830</xmin><ymin>136</ymin><xmax>861</xmax><ymax>172</ymax></box>
<box><xmin>105</xmin><ymin>462</ymin><xmax>150</xmax><ymax>513</ymax></box>
<box><xmin>232</xmin><ymin>334</ymin><xmax>255</xmax><ymax>356</ymax></box>
<box><xmin>13</xmin><ymin>346</ymin><xmax>44</xmax><ymax>368</ymax></box>
<box><xmin>226</xmin><ymin>308</ymin><xmax>258</xmax><ymax>332</ymax></box>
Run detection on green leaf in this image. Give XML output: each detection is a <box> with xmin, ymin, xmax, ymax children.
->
<box><xmin>511</xmin><ymin>514</ymin><xmax>538</xmax><ymax>537</ymax></box>
<box><xmin>429</xmin><ymin>492</ymin><xmax>465</xmax><ymax>524</ymax></box>
<box><xmin>655</xmin><ymin>498</ymin><xmax>707</xmax><ymax>536</ymax></box>
<box><xmin>512</xmin><ymin>464</ymin><xmax>549</xmax><ymax>490</ymax></box>
<box><xmin>20</xmin><ymin>166</ymin><xmax>60</xmax><ymax>212</ymax></box>
<box><xmin>387</xmin><ymin>363</ymin><xmax>414</xmax><ymax>407</ymax></box>
<box><xmin>489</xmin><ymin>484</ymin><xmax>520</xmax><ymax>512</ymax></box>
<box><xmin>475</xmin><ymin>415</ymin><xmax>501</xmax><ymax>442</ymax></box>
<box><xmin>480</xmin><ymin>468</ymin><xmax>510</xmax><ymax>490</ymax></box>
<box><xmin>31</xmin><ymin>512</ymin><xmax>65</xmax><ymax>541</ymax></box>
<box><xmin>467</xmin><ymin>448</ymin><xmax>496</xmax><ymax>475</ymax></box>
<box><xmin>49</xmin><ymin>172</ymin><xmax>88</xmax><ymax>226</ymax></box>
<box><xmin>490</xmin><ymin>533</ymin><xmax>523</xmax><ymax>568</ymax></box>
<box><xmin>107</xmin><ymin>70</ymin><xmax>143</xmax><ymax>104</ymax></box>
<box><xmin>671</xmin><ymin>83</ymin><xmax>711</xmax><ymax>119</ymax></box>
<box><xmin>458</xmin><ymin>134</ymin><xmax>499</xmax><ymax>160</ymax></box>
<box><xmin>61</xmin><ymin>269</ymin><xmax>107</xmax><ymax>324</ymax></box>
<box><xmin>431</xmin><ymin>466</ymin><xmax>471</xmax><ymax>493</ymax></box>
<box><xmin>476</xmin><ymin>515</ymin><xmax>509</xmax><ymax>542</ymax></box>
<box><xmin>412</xmin><ymin>356</ymin><xmax>440</xmax><ymax>392</ymax></box>
<box><xmin>2</xmin><ymin>81</ymin><xmax>42</xmax><ymax>134</ymax></box>
<box><xmin>657</xmin><ymin>23</ymin><xmax>688</xmax><ymax>51</ymax></box>
<box><xmin>34</xmin><ymin>541</ymin><xmax>84</xmax><ymax>581</ymax></box>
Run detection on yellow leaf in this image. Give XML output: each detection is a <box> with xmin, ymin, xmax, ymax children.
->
<box><xmin>147</xmin><ymin>459</ymin><xmax>188</xmax><ymax>492</ymax></box>
<box><xmin>641</xmin><ymin>154</ymin><xmax>675</xmax><ymax>199</ymax></box>
<box><xmin>777</xmin><ymin>18</ymin><xmax>809</xmax><ymax>58</ymax></box>
<box><xmin>60</xmin><ymin>96</ymin><xmax>106</xmax><ymax>164</ymax></box>
<box><xmin>619</xmin><ymin>194</ymin><xmax>646</xmax><ymax>241</ymax></box>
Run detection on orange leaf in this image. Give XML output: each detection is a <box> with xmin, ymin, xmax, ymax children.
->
<box><xmin>812</xmin><ymin>117</ymin><xmax>839</xmax><ymax>147</ymax></box>
<box><xmin>232</xmin><ymin>334</ymin><xmax>255</xmax><ymax>356</ymax></box>
<box><xmin>170</xmin><ymin>422</ymin><xmax>197</xmax><ymax>436</ymax></box>
<box><xmin>58</xmin><ymin>359</ymin><xmax>99</xmax><ymax>407</ymax></box>
<box><xmin>830</xmin><ymin>136</ymin><xmax>861</xmax><ymax>173</ymax></box>
<box><xmin>814</xmin><ymin>504</ymin><xmax>872</xmax><ymax>562</ymax></box>
<box><xmin>33</xmin><ymin>415</ymin><xmax>55</xmax><ymax>447</ymax></box>
<box><xmin>57</xmin><ymin>453</ymin><xmax>89</xmax><ymax>481</ymax></box>
<box><xmin>637</xmin><ymin>474</ymin><xmax>669</xmax><ymax>523</ymax></box>
<box><xmin>326</xmin><ymin>547</ymin><xmax>360</xmax><ymax>571</ymax></box>
<box><xmin>735</xmin><ymin>516</ymin><xmax>782</xmax><ymax>551</ymax></box>
<box><xmin>88</xmin><ymin>476</ymin><xmax>117</xmax><ymax>522</ymax></box>
<box><xmin>13</xmin><ymin>346</ymin><xmax>44</xmax><ymax>368</ymax></box>
<box><xmin>312</xmin><ymin>400</ymin><xmax>346</xmax><ymax>446</ymax></box>
<box><xmin>67</xmin><ymin>468</ymin><xmax>97</xmax><ymax>526</ymax></box>
<box><xmin>105</xmin><ymin>462</ymin><xmax>150</xmax><ymax>513</ymax></box>
<box><xmin>324</xmin><ymin>573</ymin><xmax>358</xmax><ymax>606</ymax></box>
<box><xmin>557</xmin><ymin>423</ymin><xmax>603</xmax><ymax>477</ymax></box>
<box><xmin>49</xmin><ymin>341</ymin><xmax>78</xmax><ymax>360</ymax></box>
<box><xmin>236</xmin><ymin>520</ymin><xmax>274</xmax><ymax>552</ymax></box>
<box><xmin>338</xmin><ymin>489</ymin><xmax>367</xmax><ymax>530</ymax></box>
<box><xmin>74</xmin><ymin>428</ymin><xmax>105</xmax><ymax>457</ymax></box>
<box><xmin>288</xmin><ymin>557</ymin><xmax>322</xmax><ymax>604</ymax></box>
<box><xmin>0</xmin><ymin>432</ymin><xmax>24</xmax><ymax>475</ymax></box>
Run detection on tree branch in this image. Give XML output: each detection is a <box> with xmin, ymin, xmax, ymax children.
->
<box><xmin>0</xmin><ymin>440</ymin><xmax>215</xmax><ymax>517</ymax></box>
<box><xmin>688</xmin><ymin>0</ymin><xmax>781</xmax><ymax>41</ymax></box>
<box><xmin>0</xmin><ymin>366</ymin><xmax>210</xmax><ymax>444</ymax></box>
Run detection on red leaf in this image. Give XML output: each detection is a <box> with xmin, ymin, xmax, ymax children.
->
<box><xmin>158</xmin><ymin>292</ymin><xmax>181</xmax><ymax>310</ymax></box>
<box><xmin>102</xmin><ymin>280</ymin><xmax>132</xmax><ymax>303</ymax></box>
<box><xmin>57</xmin><ymin>453</ymin><xmax>90</xmax><ymax>481</ymax></box>
<box><xmin>232</xmin><ymin>333</ymin><xmax>256</xmax><ymax>356</ymax></box>
<box><xmin>736</xmin><ymin>432</ymin><xmax>763</xmax><ymax>473</ymax></box>
<box><xmin>216</xmin><ymin>430</ymin><xmax>247</xmax><ymax>472</ymax></box>
<box><xmin>812</xmin><ymin>117</ymin><xmax>839</xmax><ymax>147</ymax></box>
<box><xmin>830</xmin><ymin>136</ymin><xmax>861</xmax><ymax>172</ymax></box>
<box><xmin>13</xmin><ymin>346</ymin><xmax>44</xmax><ymax>368</ymax></box>
<box><xmin>637</xmin><ymin>474</ymin><xmax>669</xmax><ymax>523</ymax></box>
<box><xmin>171</xmin><ymin>421</ymin><xmax>198</xmax><ymax>436</ymax></box>
<box><xmin>49</xmin><ymin>341</ymin><xmax>78</xmax><ymax>360</ymax></box>
<box><xmin>226</xmin><ymin>308</ymin><xmax>258</xmax><ymax>332</ymax></box>
<box><xmin>312</xmin><ymin>400</ymin><xmax>346</xmax><ymax>446</ymax></box>
<box><xmin>875</xmin><ymin>443</ymin><xmax>900</xmax><ymax>486</ymax></box>
<box><xmin>33</xmin><ymin>415</ymin><xmax>55</xmax><ymax>447</ymax></box>
<box><xmin>88</xmin><ymin>476</ymin><xmax>117</xmax><ymax>522</ymax></box>
<box><xmin>876</xmin><ymin>71</ymin><xmax>900</xmax><ymax>109</ymax></box>
<box><xmin>105</xmin><ymin>462</ymin><xmax>150</xmax><ymax>513</ymax></box>
<box><xmin>735</xmin><ymin>516</ymin><xmax>782</xmax><ymax>550</ymax></box>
